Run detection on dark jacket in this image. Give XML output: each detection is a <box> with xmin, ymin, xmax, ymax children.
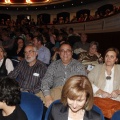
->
<box><xmin>48</xmin><ymin>103</ymin><xmax>102</xmax><ymax>120</ymax></box>
<box><xmin>0</xmin><ymin>58</ymin><xmax>7</xmax><ymax>78</ymax></box>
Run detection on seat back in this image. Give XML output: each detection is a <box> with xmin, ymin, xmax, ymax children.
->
<box><xmin>20</xmin><ymin>92</ymin><xmax>44</xmax><ymax>120</ymax></box>
<box><xmin>92</xmin><ymin>105</ymin><xmax>105</xmax><ymax>120</ymax></box>
<box><xmin>111</xmin><ymin>110</ymin><xmax>120</xmax><ymax>120</ymax></box>
<box><xmin>11</xmin><ymin>59</ymin><xmax>19</xmax><ymax>68</ymax></box>
<box><xmin>44</xmin><ymin>99</ymin><xmax>60</xmax><ymax>120</ymax></box>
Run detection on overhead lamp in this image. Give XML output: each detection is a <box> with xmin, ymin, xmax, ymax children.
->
<box><xmin>46</xmin><ymin>0</ymin><xmax>51</xmax><ymax>3</ymax></box>
<box><xmin>5</xmin><ymin>0</ymin><xmax>11</xmax><ymax>4</ymax></box>
<box><xmin>26</xmin><ymin>0</ymin><xmax>32</xmax><ymax>4</ymax></box>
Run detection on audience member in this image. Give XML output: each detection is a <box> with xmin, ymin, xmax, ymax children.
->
<box><xmin>30</xmin><ymin>18</ymin><xmax>36</xmax><ymax>26</ymax></box>
<box><xmin>73</xmin><ymin>33</ymin><xmax>90</xmax><ymax>52</ymax></box>
<box><xmin>10</xmin><ymin>37</ymin><xmax>25</xmax><ymax>61</ymax></box>
<box><xmin>51</xmin><ymin>48</ymin><xmax>60</xmax><ymax>62</ymax></box>
<box><xmin>33</xmin><ymin>35</ymin><xmax>51</xmax><ymax>65</ymax></box>
<box><xmin>68</xmin><ymin>28</ymin><xmax>76</xmax><ymax>37</ymax></box>
<box><xmin>48</xmin><ymin>28</ymin><xmax>56</xmax><ymax>46</ymax></box>
<box><xmin>52</xmin><ymin>18</ymin><xmax>57</xmax><ymax>24</ymax></box>
<box><xmin>70</xmin><ymin>16</ymin><xmax>78</xmax><ymax>23</ymax></box>
<box><xmin>8</xmin><ymin>44</ymin><xmax>47</xmax><ymax>94</ymax></box>
<box><xmin>84</xmin><ymin>13</ymin><xmax>89</xmax><ymax>21</ymax></box>
<box><xmin>48</xmin><ymin>75</ymin><xmax>102</xmax><ymax>120</ymax></box>
<box><xmin>25</xmin><ymin>33</ymin><xmax>33</xmax><ymax>45</ymax></box>
<box><xmin>54</xmin><ymin>33</ymin><xmax>66</xmax><ymax>48</ymax></box>
<box><xmin>78</xmin><ymin>41</ymin><xmax>103</xmax><ymax>72</ymax></box>
<box><xmin>88</xmin><ymin>48</ymin><xmax>120</xmax><ymax>101</ymax></box>
<box><xmin>58</xmin><ymin>17</ymin><xmax>64</xmax><ymax>24</ymax></box>
<box><xmin>64</xmin><ymin>17</ymin><xmax>70</xmax><ymax>23</ymax></box>
<box><xmin>0</xmin><ymin>46</ymin><xmax>14</xmax><ymax>78</ymax></box>
<box><xmin>39</xmin><ymin>42</ymin><xmax>87</xmax><ymax>107</ymax></box>
<box><xmin>2</xmin><ymin>31</ymin><xmax>15</xmax><ymax>56</ymax></box>
<box><xmin>78</xmin><ymin>14</ymin><xmax>84</xmax><ymax>22</ymax></box>
<box><xmin>0</xmin><ymin>77</ymin><xmax>28</xmax><ymax>120</ymax></box>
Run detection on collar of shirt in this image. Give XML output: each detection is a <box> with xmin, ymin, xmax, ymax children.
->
<box><xmin>60</xmin><ymin>59</ymin><xmax>73</xmax><ymax>68</ymax></box>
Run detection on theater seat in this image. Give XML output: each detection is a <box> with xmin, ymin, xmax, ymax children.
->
<box><xmin>11</xmin><ymin>59</ymin><xmax>19</xmax><ymax>68</ymax></box>
<box><xmin>44</xmin><ymin>100</ymin><xmax>60</xmax><ymax>120</ymax></box>
<box><xmin>20</xmin><ymin>92</ymin><xmax>44</xmax><ymax>120</ymax></box>
<box><xmin>111</xmin><ymin>110</ymin><xmax>120</xmax><ymax>120</ymax></box>
<box><xmin>92</xmin><ymin>105</ymin><xmax>105</xmax><ymax>120</ymax></box>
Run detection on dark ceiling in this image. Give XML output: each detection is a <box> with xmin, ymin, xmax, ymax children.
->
<box><xmin>0</xmin><ymin>0</ymin><xmax>103</xmax><ymax>11</ymax></box>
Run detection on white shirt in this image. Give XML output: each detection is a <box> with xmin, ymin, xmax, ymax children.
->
<box><xmin>0</xmin><ymin>58</ymin><xmax>14</xmax><ymax>74</ymax></box>
<box><xmin>104</xmin><ymin>67</ymin><xmax>114</xmax><ymax>93</ymax></box>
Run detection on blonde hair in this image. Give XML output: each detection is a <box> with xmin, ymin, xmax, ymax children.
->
<box><xmin>61</xmin><ymin>75</ymin><xmax>93</xmax><ymax>111</ymax></box>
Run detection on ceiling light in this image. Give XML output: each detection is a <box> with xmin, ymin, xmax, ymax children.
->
<box><xmin>5</xmin><ymin>0</ymin><xmax>11</xmax><ymax>4</ymax></box>
<box><xmin>26</xmin><ymin>0</ymin><xmax>32</xmax><ymax>4</ymax></box>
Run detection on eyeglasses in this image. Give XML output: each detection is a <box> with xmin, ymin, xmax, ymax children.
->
<box><xmin>24</xmin><ymin>50</ymin><xmax>36</xmax><ymax>55</ymax></box>
<box><xmin>60</xmin><ymin>49</ymin><xmax>72</xmax><ymax>54</ymax></box>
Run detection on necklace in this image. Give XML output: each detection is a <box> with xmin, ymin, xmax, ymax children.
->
<box><xmin>106</xmin><ymin>69</ymin><xmax>112</xmax><ymax>80</ymax></box>
<box><xmin>106</xmin><ymin>76</ymin><xmax>111</xmax><ymax>80</ymax></box>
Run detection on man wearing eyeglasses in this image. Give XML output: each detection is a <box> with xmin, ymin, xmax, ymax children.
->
<box><xmin>8</xmin><ymin>44</ymin><xmax>47</xmax><ymax>94</ymax></box>
<box><xmin>38</xmin><ymin>42</ymin><xmax>87</xmax><ymax>107</ymax></box>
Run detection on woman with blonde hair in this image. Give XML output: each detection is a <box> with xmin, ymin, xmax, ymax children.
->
<box><xmin>48</xmin><ymin>75</ymin><xmax>102</xmax><ymax>120</ymax></box>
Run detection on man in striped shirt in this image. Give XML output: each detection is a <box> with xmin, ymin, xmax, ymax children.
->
<box><xmin>9</xmin><ymin>44</ymin><xmax>47</xmax><ymax>94</ymax></box>
<box><xmin>40</xmin><ymin>42</ymin><xmax>87</xmax><ymax>107</ymax></box>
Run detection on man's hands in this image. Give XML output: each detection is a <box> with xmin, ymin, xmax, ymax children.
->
<box><xmin>45</xmin><ymin>95</ymin><xmax>53</xmax><ymax>108</ymax></box>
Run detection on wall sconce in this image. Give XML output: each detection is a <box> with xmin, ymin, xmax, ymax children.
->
<box><xmin>5</xmin><ymin>0</ymin><xmax>11</xmax><ymax>4</ymax></box>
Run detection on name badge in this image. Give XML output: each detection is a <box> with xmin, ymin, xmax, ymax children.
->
<box><xmin>87</xmin><ymin>65</ymin><xmax>94</xmax><ymax>71</ymax></box>
<box><xmin>33</xmin><ymin>73</ymin><xmax>39</xmax><ymax>77</ymax></box>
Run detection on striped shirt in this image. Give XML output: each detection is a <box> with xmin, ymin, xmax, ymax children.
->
<box><xmin>41</xmin><ymin>59</ymin><xmax>87</xmax><ymax>96</ymax></box>
<box><xmin>8</xmin><ymin>59</ymin><xmax>47</xmax><ymax>94</ymax></box>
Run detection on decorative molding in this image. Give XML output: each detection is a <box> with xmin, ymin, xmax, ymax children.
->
<box><xmin>0</xmin><ymin>0</ymin><xmax>71</xmax><ymax>7</ymax></box>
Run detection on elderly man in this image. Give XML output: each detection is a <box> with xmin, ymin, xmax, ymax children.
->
<box><xmin>8</xmin><ymin>44</ymin><xmax>47</xmax><ymax>94</ymax></box>
<box><xmin>39</xmin><ymin>42</ymin><xmax>87</xmax><ymax>107</ymax></box>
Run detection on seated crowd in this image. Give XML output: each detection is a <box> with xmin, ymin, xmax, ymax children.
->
<box><xmin>1</xmin><ymin>4</ymin><xmax>120</xmax><ymax>26</ymax></box>
<box><xmin>0</xmin><ymin>23</ymin><xmax>120</xmax><ymax>120</ymax></box>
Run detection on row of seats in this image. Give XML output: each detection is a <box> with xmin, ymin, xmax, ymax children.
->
<box><xmin>20</xmin><ymin>92</ymin><xmax>120</xmax><ymax>120</ymax></box>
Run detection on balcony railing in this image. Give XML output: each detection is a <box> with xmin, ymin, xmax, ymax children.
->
<box><xmin>47</xmin><ymin>13</ymin><xmax>120</xmax><ymax>33</ymax></box>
